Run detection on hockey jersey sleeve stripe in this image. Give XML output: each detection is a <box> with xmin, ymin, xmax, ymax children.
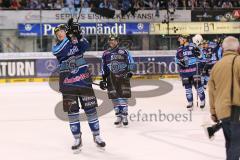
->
<box><xmin>218</xmin><ymin>47</ymin><xmax>223</xmax><ymax>59</ymax></box>
<box><xmin>101</xmin><ymin>58</ymin><xmax>105</xmax><ymax>75</ymax></box>
<box><xmin>52</xmin><ymin>38</ymin><xmax>69</xmax><ymax>55</ymax></box>
<box><xmin>127</xmin><ymin>51</ymin><xmax>135</xmax><ymax>63</ymax></box>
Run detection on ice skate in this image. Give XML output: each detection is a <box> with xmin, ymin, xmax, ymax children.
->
<box><xmin>187</xmin><ymin>102</ymin><xmax>193</xmax><ymax>111</ymax></box>
<box><xmin>93</xmin><ymin>135</ymin><xmax>106</xmax><ymax>149</ymax></box>
<box><xmin>71</xmin><ymin>136</ymin><xmax>82</xmax><ymax>153</ymax></box>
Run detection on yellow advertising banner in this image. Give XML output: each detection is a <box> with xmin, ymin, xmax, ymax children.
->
<box><xmin>150</xmin><ymin>22</ymin><xmax>240</xmax><ymax>35</ymax></box>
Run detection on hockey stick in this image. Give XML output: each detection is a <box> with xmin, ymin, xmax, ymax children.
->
<box><xmin>92</xmin><ymin>82</ymin><xmax>100</xmax><ymax>86</ymax></box>
<box><xmin>76</xmin><ymin>4</ymin><xmax>82</xmax><ymax>23</ymax></box>
<box><xmin>196</xmin><ymin>60</ymin><xmax>199</xmax><ymax>108</ymax></box>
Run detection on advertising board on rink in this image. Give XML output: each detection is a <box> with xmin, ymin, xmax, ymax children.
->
<box><xmin>0</xmin><ymin>51</ymin><xmax>178</xmax><ymax>82</ymax></box>
<box><xmin>0</xmin><ymin>60</ymin><xmax>36</xmax><ymax>78</ymax></box>
<box><xmin>150</xmin><ymin>22</ymin><xmax>240</xmax><ymax>35</ymax></box>
<box><xmin>0</xmin><ymin>10</ymin><xmax>191</xmax><ymax>29</ymax></box>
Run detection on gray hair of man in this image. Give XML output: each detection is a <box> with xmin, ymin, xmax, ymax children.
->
<box><xmin>222</xmin><ymin>36</ymin><xmax>240</xmax><ymax>52</ymax></box>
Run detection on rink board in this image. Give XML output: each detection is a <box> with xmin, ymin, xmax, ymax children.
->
<box><xmin>0</xmin><ymin>52</ymin><xmax>179</xmax><ymax>83</ymax></box>
<box><xmin>0</xmin><ymin>75</ymin><xmax>179</xmax><ymax>83</ymax></box>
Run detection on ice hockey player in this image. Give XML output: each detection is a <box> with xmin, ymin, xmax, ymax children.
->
<box><xmin>52</xmin><ymin>19</ymin><xmax>106</xmax><ymax>151</ymax></box>
<box><xmin>201</xmin><ymin>40</ymin><xmax>216</xmax><ymax>88</ymax></box>
<box><xmin>211</xmin><ymin>37</ymin><xmax>223</xmax><ymax>61</ymax></box>
<box><xmin>100</xmin><ymin>34</ymin><xmax>136</xmax><ymax>127</ymax></box>
<box><xmin>175</xmin><ymin>34</ymin><xmax>206</xmax><ymax>110</ymax></box>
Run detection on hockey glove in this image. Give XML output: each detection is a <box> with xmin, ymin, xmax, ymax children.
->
<box><xmin>99</xmin><ymin>81</ymin><xmax>107</xmax><ymax>90</ymax></box>
<box><xmin>66</xmin><ymin>18</ymin><xmax>82</xmax><ymax>40</ymax></box>
<box><xmin>124</xmin><ymin>72</ymin><xmax>133</xmax><ymax>80</ymax></box>
<box><xmin>178</xmin><ymin>59</ymin><xmax>186</xmax><ymax>68</ymax></box>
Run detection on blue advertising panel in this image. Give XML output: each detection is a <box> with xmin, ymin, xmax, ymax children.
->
<box><xmin>34</xmin><ymin>56</ymin><xmax>178</xmax><ymax>78</ymax></box>
<box><xmin>18</xmin><ymin>22</ymin><xmax>149</xmax><ymax>36</ymax></box>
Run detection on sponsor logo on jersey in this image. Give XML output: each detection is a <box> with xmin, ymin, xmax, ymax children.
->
<box><xmin>110</xmin><ymin>54</ymin><xmax>125</xmax><ymax>61</ymax></box>
<box><xmin>63</xmin><ymin>73</ymin><xmax>90</xmax><ymax>84</ymax></box>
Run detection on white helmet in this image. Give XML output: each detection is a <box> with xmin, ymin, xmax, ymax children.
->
<box><xmin>192</xmin><ymin>34</ymin><xmax>203</xmax><ymax>46</ymax></box>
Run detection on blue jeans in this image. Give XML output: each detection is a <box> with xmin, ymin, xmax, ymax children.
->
<box><xmin>221</xmin><ymin>118</ymin><xmax>240</xmax><ymax>160</ymax></box>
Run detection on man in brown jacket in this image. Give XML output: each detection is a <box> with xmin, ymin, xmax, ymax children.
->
<box><xmin>208</xmin><ymin>36</ymin><xmax>240</xmax><ymax>160</ymax></box>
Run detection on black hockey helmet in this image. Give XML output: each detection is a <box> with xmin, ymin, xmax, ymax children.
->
<box><xmin>213</xmin><ymin>37</ymin><xmax>223</xmax><ymax>45</ymax></box>
<box><xmin>179</xmin><ymin>34</ymin><xmax>190</xmax><ymax>39</ymax></box>
<box><xmin>54</xmin><ymin>24</ymin><xmax>66</xmax><ymax>35</ymax></box>
<box><xmin>108</xmin><ymin>34</ymin><xmax>119</xmax><ymax>41</ymax></box>
<box><xmin>202</xmin><ymin>39</ymin><xmax>209</xmax><ymax>44</ymax></box>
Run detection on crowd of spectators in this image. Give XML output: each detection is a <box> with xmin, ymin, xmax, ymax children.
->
<box><xmin>0</xmin><ymin>0</ymin><xmax>63</xmax><ymax>9</ymax></box>
<box><xmin>0</xmin><ymin>0</ymin><xmax>239</xmax><ymax>10</ymax></box>
<box><xmin>144</xmin><ymin>0</ymin><xmax>240</xmax><ymax>9</ymax></box>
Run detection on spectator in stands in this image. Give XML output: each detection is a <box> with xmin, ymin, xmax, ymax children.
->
<box><xmin>0</xmin><ymin>0</ymin><xmax>3</xmax><ymax>9</ymax></box>
<box><xmin>10</xmin><ymin>0</ymin><xmax>21</xmax><ymax>9</ymax></box>
<box><xmin>26</xmin><ymin>0</ymin><xmax>41</xmax><ymax>9</ymax></box>
<box><xmin>20</xmin><ymin>0</ymin><xmax>27</xmax><ymax>9</ymax></box>
<box><xmin>43</xmin><ymin>0</ymin><xmax>63</xmax><ymax>9</ymax></box>
<box><xmin>222</xmin><ymin>1</ymin><xmax>233</xmax><ymax>8</ymax></box>
<box><xmin>188</xmin><ymin>0</ymin><xmax>197</xmax><ymax>10</ymax></box>
<box><xmin>203</xmin><ymin>0</ymin><xmax>211</xmax><ymax>8</ymax></box>
<box><xmin>233</xmin><ymin>0</ymin><xmax>240</xmax><ymax>7</ymax></box>
<box><xmin>99</xmin><ymin>0</ymin><xmax>113</xmax><ymax>9</ymax></box>
<box><xmin>181</xmin><ymin>0</ymin><xmax>187</xmax><ymax>9</ymax></box>
<box><xmin>40</xmin><ymin>0</ymin><xmax>50</xmax><ymax>9</ymax></box>
<box><xmin>64</xmin><ymin>0</ymin><xmax>74</xmax><ymax>8</ymax></box>
<box><xmin>2</xmin><ymin>0</ymin><xmax>11</xmax><ymax>8</ymax></box>
<box><xmin>53</xmin><ymin>0</ymin><xmax>63</xmax><ymax>9</ymax></box>
<box><xmin>74</xmin><ymin>0</ymin><xmax>81</xmax><ymax>8</ymax></box>
<box><xmin>82</xmin><ymin>0</ymin><xmax>89</xmax><ymax>8</ymax></box>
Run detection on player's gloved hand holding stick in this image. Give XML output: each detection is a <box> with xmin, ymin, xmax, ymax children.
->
<box><xmin>66</xmin><ymin>18</ymin><xmax>82</xmax><ymax>41</ymax></box>
<box><xmin>99</xmin><ymin>75</ymin><xmax>107</xmax><ymax>90</ymax></box>
<box><xmin>124</xmin><ymin>72</ymin><xmax>133</xmax><ymax>80</ymax></box>
<box><xmin>100</xmin><ymin>81</ymin><xmax>107</xmax><ymax>90</ymax></box>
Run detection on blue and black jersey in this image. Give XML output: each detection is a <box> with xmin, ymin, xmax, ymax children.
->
<box><xmin>175</xmin><ymin>43</ymin><xmax>201</xmax><ymax>78</ymax></box>
<box><xmin>52</xmin><ymin>37</ymin><xmax>89</xmax><ymax>64</ymax></box>
<box><xmin>102</xmin><ymin>47</ymin><xmax>135</xmax><ymax>78</ymax></box>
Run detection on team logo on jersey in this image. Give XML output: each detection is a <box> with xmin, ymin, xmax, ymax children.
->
<box><xmin>183</xmin><ymin>51</ymin><xmax>192</xmax><ymax>56</ymax></box>
<box><xmin>67</xmin><ymin>46</ymin><xmax>79</xmax><ymax>56</ymax></box>
<box><xmin>109</xmin><ymin>61</ymin><xmax>127</xmax><ymax>73</ymax></box>
<box><xmin>68</xmin><ymin>57</ymin><xmax>77</xmax><ymax>71</ymax></box>
<box><xmin>118</xmin><ymin>50</ymin><xmax>125</xmax><ymax>54</ymax></box>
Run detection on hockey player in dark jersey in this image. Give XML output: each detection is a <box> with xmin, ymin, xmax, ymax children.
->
<box><xmin>100</xmin><ymin>34</ymin><xmax>135</xmax><ymax>127</ymax></box>
<box><xmin>211</xmin><ymin>37</ymin><xmax>223</xmax><ymax>61</ymax></box>
<box><xmin>175</xmin><ymin>34</ymin><xmax>206</xmax><ymax>110</ymax></box>
<box><xmin>52</xmin><ymin>20</ymin><xmax>105</xmax><ymax>151</ymax></box>
<box><xmin>201</xmin><ymin>39</ymin><xmax>223</xmax><ymax>88</ymax></box>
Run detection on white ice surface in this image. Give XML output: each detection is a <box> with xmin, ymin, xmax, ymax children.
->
<box><xmin>0</xmin><ymin>80</ymin><xmax>225</xmax><ymax>160</ymax></box>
